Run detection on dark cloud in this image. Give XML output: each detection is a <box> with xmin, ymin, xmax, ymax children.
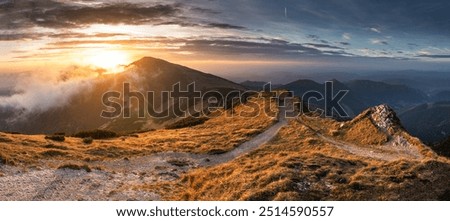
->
<box><xmin>205</xmin><ymin>22</ymin><xmax>246</xmax><ymax>30</ymax></box>
<box><xmin>339</xmin><ymin>42</ymin><xmax>351</xmax><ymax>46</ymax></box>
<box><xmin>306</xmin><ymin>34</ymin><xmax>329</xmax><ymax>44</ymax></box>
<box><xmin>0</xmin><ymin>31</ymin><xmax>129</xmax><ymax>41</ymax></box>
<box><xmin>31</xmin><ymin>3</ymin><xmax>179</xmax><ymax>28</ymax></box>
<box><xmin>0</xmin><ymin>0</ymin><xmax>245</xmax><ymax>30</ymax></box>
<box><xmin>306</xmin><ymin>34</ymin><xmax>320</xmax><ymax>40</ymax></box>
<box><xmin>0</xmin><ymin>1</ymin><xmax>179</xmax><ymax>29</ymax></box>
<box><xmin>189</xmin><ymin>6</ymin><xmax>220</xmax><ymax>15</ymax></box>
<box><xmin>0</xmin><ymin>33</ymin><xmax>44</xmax><ymax>41</ymax></box>
<box><xmin>417</xmin><ymin>54</ymin><xmax>450</xmax><ymax>59</ymax></box>
<box><xmin>304</xmin><ymin>43</ymin><xmax>343</xmax><ymax>50</ymax></box>
<box><xmin>48</xmin><ymin>32</ymin><xmax>128</xmax><ymax>39</ymax></box>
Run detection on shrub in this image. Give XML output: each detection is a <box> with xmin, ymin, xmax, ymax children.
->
<box><xmin>45</xmin><ymin>135</ymin><xmax>65</xmax><ymax>142</ymax></box>
<box><xmin>82</xmin><ymin>137</ymin><xmax>94</xmax><ymax>144</ymax></box>
<box><xmin>58</xmin><ymin>164</ymin><xmax>92</xmax><ymax>172</ymax></box>
<box><xmin>74</xmin><ymin>129</ymin><xmax>118</xmax><ymax>139</ymax></box>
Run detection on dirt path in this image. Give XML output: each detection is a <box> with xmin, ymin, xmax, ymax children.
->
<box><xmin>0</xmin><ymin>105</ymin><xmax>290</xmax><ymax>200</ymax></box>
<box><xmin>298</xmin><ymin>120</ymin><xmax>424</xmax><ymax>161</ymax></box>
<box><xmin>317</xmin><ymin>134</ymin><xmax>423</xmax><ymax>161</ymax></box>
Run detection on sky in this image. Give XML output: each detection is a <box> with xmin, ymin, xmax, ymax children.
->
<box><xmin>2</xmin><ymin>0</ymin><xmax>450</xmax><ymax>76</ymax></box>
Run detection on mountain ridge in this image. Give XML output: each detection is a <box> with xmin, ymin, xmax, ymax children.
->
<box><xmin>0</xmin><ymin>57</ymin><xmax>245</xmax><ymax>134</ymax></box>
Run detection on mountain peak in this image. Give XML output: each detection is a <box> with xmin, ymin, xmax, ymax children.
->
<box><xmin>369</xmin><ymin>104</ymin><xmax>401</xmax><ymax>131</ymax></box>
<box><xmin>349</xmin><ymin>104</ymin><xmax>403</xmax><ymax>134</ymax></box>
<box><xmin>130</xmin><ymin>56</ymin><xmax>173</xmax><ymax>67</ymax></box>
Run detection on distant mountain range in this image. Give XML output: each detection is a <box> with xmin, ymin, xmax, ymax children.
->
<box><xmin>282</xmin><ymin>79</ymin><xmax>428</xmax><ymax>116</ymax></box>
<box><xmin>398</xmin><ymin>102</ymin><xmax>450</xmax><ymax>144</ymax></box>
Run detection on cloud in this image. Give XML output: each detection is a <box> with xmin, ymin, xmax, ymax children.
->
<box><xmin>370</xmin><ymin>27</ymin><xmax>381</xmax><ymax>33</ymax></box>
<box><xmin>0</xmin><ymin>1</ymin><xmax>245</xmax><ymax>30</ymax></box>
<box><xmin>0</xmin><ymin>32</ymin><xmax>128</xmax><ymax>41</ymax></box>
<box><xmin>205</xmin><ymin>22</ymin><xmax>246</xmax><ymax>30</ymax></box>
<box><xmin>417</xmin><ymin>54</ymin><xmax>450</xmax><ymax>58</ymax></box>
<box><xmin>31</xmin><ymin>3</ymin><xmax>180</xmax><ymax>28</ymax></box>
<box><xmin>370</xmin><ymin>39</ymin><xmax>388</xmax><ymax>45</ymax></box>
<box><xmin>42</xmin><ymin>36</ymin><xmax>354</xmax><ymax>59</ymax></box>
<box><xmin>0</xmin><ymin>1</ymin><xmax>179</xmax><ymax>29</ymax></box>
<box><xmin>307</xmin><ymin>34</ymin><xmax>320</xmax><ymax>40</ymax></box>
<box><xmin>304</xmin><ymin>43</ymin><xmax>344</xmax><ymax>50</ymax></box>
<box><xmin>342</xmin><ymin>33</ymin><xmax>351</xmax><ymax>40</ymax></box>
<box><xmin>0</xmin><ymin>66</ymin><xmax>101</xmax><ymax>118</ymax></box>
<box><xmin>306</xmin><ymin>34</ymin><xmax>329</xmax><ymax>44</ymax></box>
<box><xmin>0</xmin><ymin>33</ymin><xmax>45</xmax><ymax>41</ymax></box>
<box><xmin>48</xmin><ymin>32</ymin><xmax>128</xmax><ymax>38</ymax></box>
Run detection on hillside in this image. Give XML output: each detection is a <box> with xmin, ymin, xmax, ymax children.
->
<box><xmin>0</xmin><ymin>57</ymin><xmax>245</xmax><ymax>134</ymax></box>
<box><xmin>173</xmin><ymin>105</ymin><xmax>449</xmax><ymax>200</ymax></box>
<box><xmin>1</xmin><ymin>98</ymin><xmax>449</xmax><ymax>200</ymax></box>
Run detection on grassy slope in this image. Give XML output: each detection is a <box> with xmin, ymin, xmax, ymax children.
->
<box><xmin>0</xmin><ymin>97</ymin><xmax>278</xmax><ymax>168</ymax></box>
<box><xmin>170</xmin><ymin>119</ymin><xmax>450</xmax><ymax>200</ymax></box>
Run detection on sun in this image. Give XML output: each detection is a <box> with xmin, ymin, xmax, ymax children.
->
<box><xmin>86</xmin><ymin>50</ymin><xmax>131</xmax><ymax>73</ymax></box>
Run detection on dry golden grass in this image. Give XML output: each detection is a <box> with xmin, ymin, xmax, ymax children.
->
<box><xmin>0</xmin><ymin>96</ymin><xmax>277</xmax><ymax>168</ymax></box>
<box><xmin>169</xmin><ymin>118</ymin><xmax>450</xmax><ymax>201</ymax></box>
<box><xmin>2</xmin><ymin>97</ymin><xmax>449</xmax><ymax>200</ymax></box>
<box><xmin>298</xmin><ymin>112</ymin><xmax>436</xmax><ymax>159</ymax></box>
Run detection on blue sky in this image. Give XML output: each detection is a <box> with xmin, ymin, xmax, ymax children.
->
<box><xmin>1</xmin><ymin>0</ymin><xmax>450</xmax><ymax>74</ymax></box>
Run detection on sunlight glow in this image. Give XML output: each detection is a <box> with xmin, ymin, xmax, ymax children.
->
<box><xmin>86</xmin><ymin>50</ymin><xmax>131</xmax><ymax>73</ymax></box>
